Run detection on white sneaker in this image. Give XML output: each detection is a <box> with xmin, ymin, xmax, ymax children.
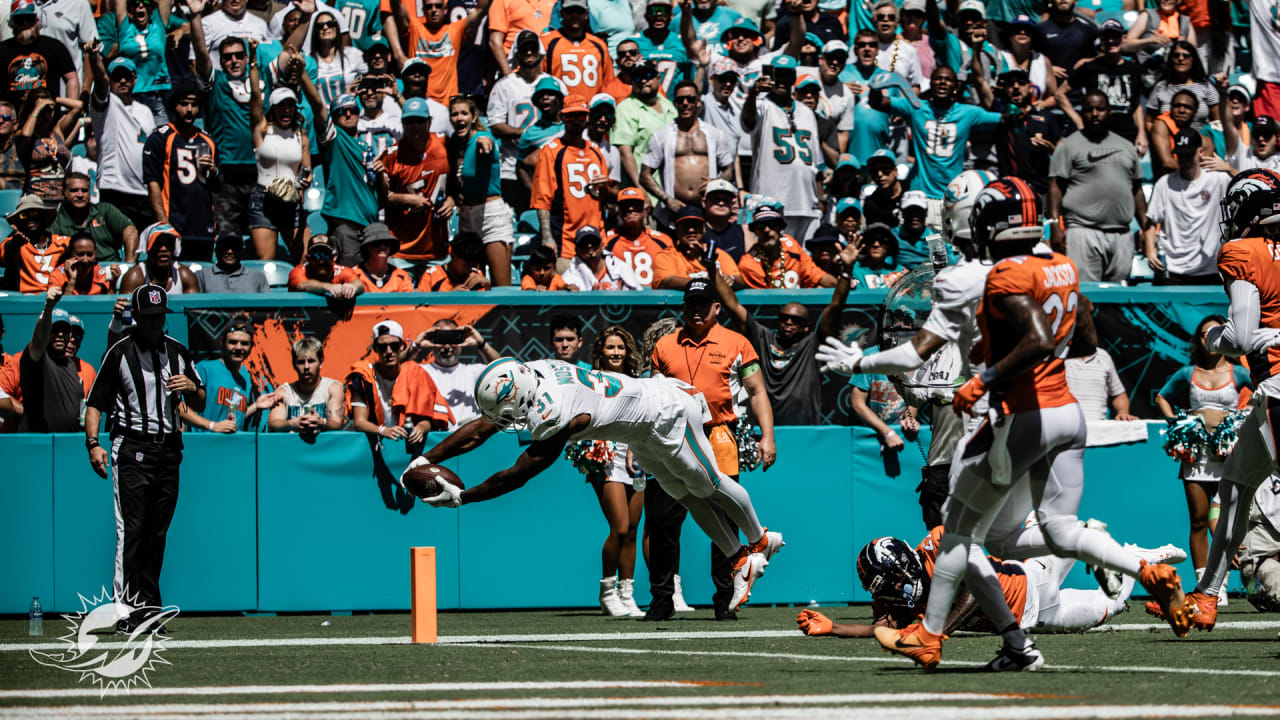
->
<box><xmin>1218</xmin><ymin>584</ymin><xmax>1229</xmax><ymax>607</ymax></box>
<box><xmin>750</xmin><ymin>529</ymin><xmax>785</xmax><ymax>562</ymax></box>
<box><xmin>672</xmin><ymin>575</ymin><xmax>695</xmax><ymax>612</ymax></box>
<box><xmin>1123</xmin><ymin>542</ymin><xmax>1188</xmax><ymax>566</ymax></box>
<box><xmin>617</xmin><ymin>578</ymin><xmax>645</xmax><ymax>617</ymax></box>
<box><xmin>729</xmin><ymin>550</ymin><xmax>767</xmax><ymax>610</ymax></box>
<box><xmin>599</xmin><ymin>578</ymin><xmax>628</xmax><ymax>617</ymax></box>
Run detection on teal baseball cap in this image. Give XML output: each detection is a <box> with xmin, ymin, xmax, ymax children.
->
<box><xmin>771</xmin><ymin>55</ymin><xmax>798</xmax><ymax>70</ymax></box>
<box><xmin>836</xmin><ymin>197</ymin><xmax>863</xmax><ymax>217</ymax></box>
<box><xmin>719</xmin><ymin>17</ymin><xmax>761</xmax><ymax>43</ymax></box>
<box><xmin>533</xmin><ymin>76</ymin><xmax>565</xmax><ymax>97</ymax></box>
<box><xmin>108</xmin><ymin>57</ymin><xmax>137</xmax><ymax>76</ymax></box>
<box><xmin>402</xmin><ymin>97</ymin><xmax>432</xmax><ymax>120</ymax></box>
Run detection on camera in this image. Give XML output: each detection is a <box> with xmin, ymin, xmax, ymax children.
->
<box><xmin>428</xmin><ymin>328</ymin><xmax>468</xmax><ymax>345</ymax></box>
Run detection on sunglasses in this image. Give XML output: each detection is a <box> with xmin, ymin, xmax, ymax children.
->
<box><xmin>334</xmin><ymin>106</ymin><xmax>358</xmax><ymax>116</ymax></box>
<box><xmin>375</xmin><ymin>341</ymin><xmax>405</xmax><ymax>352</ymax></box>
<box><xmin>618</xmin><ymin>48</ymin><xmax>641</xmax><ymax>57</ymax></box>
<box><xmin>866</xmin><ymin>236</ymin><xmax>889</xmax><ymax>245</ymax></box>
<box><xmin>777</xmin><ymin>313</ymin><xmax>808</xmax><ymax>325</ymax></box>
<box><xmin>674</xmin><ymin>95</ymin><xmax>698</xmax><ymax>104</ymax></box>
<box><xmin>715</xmin><ymin>73</ymin><xmax>740</xmax><ymax>84</ymax></box>
<box><xmin>307</xmin><ymin>247</ymin><xmax>335</xmax><ymax>259</ymax></box>
<box><xmin>875</xmin><ymin>12</ymin><xmax>897</xmax><ymax>20</ymax></box>
<box><xmin>648</xmin><ymin>6</ymin><xmax>671</xmax><ymax>14</ymax></box>
<box><xmin>0</xmin><ymin>114</ymin><xmax>13</xmax><ymax>121</ymax></box>
<box><xmin>1170</xmin><ymin>52</ymin><xmax>1194</xmax><ymax>60</ymax></box>
<box><xmin>222</xmin><ymin>51</ymin><xmax>246</xmax><ymax>60</ymax></box>
<box><xmin>705</xmin><ymin>194</ymin><xmax>733</xmax><ymax>204</ymax></box>
<box><xmin>15</xmin><ymin>211</ymin><xmax>45</xmax><ymax>221</ymax></box>
<box><xmin>871</xmin><ymin>165</ymin><xmax>895</xmax><ymax>175</ymax></box>
<box><xmin>855</xmin><ymin>41</ymin><xmax>879</xmax><ymax>49</ymax></box>
<box><xmin>725</xmin><ymin>31</ymin><xmax>753</xmax><ymax>41</ymax></box>
<box><xmin>823</xmin><ymin>53</ymin><xmax>848</xmax><ymax>63</ymax></box>
<box><xmin>317</xmin><ymin>20</ymin><xmax>339</xmax><ymax>29</ymax></box>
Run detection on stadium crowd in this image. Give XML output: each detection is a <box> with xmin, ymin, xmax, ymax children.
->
<box><xmin>2</xmin><ymin>0</ymin><xmax>1280</xmax><ymax>622</ymax></box>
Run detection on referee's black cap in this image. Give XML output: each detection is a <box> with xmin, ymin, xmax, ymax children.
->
<box><xmin>132</xmin><ymin>284</ymin><xmax>169</xmax><ymax>317</ymax></box>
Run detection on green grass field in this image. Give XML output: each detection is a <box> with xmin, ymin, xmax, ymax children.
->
<box><xmin>2</xmin><ymin>602</ymin><xmax>1280</xmax><ymax>719</ymax></box>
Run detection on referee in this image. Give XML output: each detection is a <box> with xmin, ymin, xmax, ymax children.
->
<box><xmin>85</xmin><ymin>284</ymin><xmax>203</xmax><ymax>634</ymax></box>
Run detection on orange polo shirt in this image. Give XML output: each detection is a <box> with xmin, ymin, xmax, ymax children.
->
<box><xmin>650</xmin><ymin>246</ymin><xmax>739</xmax><ymax>289</ymax></box>
<box><xmin>651</xmin><ymin>322</ymin><xmax>758</xmax><ymax>426</ymax></box>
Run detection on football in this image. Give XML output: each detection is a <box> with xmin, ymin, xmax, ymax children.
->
<box><xmin>401</xmin><ymin>462</ymin><xmax>465</xmax><ymax>500</ymax></box>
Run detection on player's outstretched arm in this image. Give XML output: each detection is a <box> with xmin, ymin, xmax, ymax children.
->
<box><xmin>796</xmin><ymin>609</ymin><xmax>888</xmax><ymax>638</ymax></box>
<box><xmin>424</xmin><ymin>417</ymin><xmax>500</xmax><ymax>464</ymax></box>
<box><xmin>460</xmin><ymin>417</ymin><xmax>587</xmax><ymax>504</ymax></box>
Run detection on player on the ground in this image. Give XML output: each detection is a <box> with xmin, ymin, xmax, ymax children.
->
<box><xmin>797</xmin><ymin>528</ymin><xmax>1185</xmax><ymax>641</ymax></box>
<box><xmin>400</xmin><ymin>357</ymin><xmax>784</xmax><ymax>610</ymax></box>
<box><xmin>871</xmin><ymin>177</ymin><xmax>1191</xmax><ymax>672</ymax></box>
<box><xmin>1146</xmin><ymin>168</ymin><xmax>1280</xmax><ymax>632</ymax></box>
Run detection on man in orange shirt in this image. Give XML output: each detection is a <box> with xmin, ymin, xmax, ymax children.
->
<box><xmin>649</xmin><ymin>278</ymin><xmax>776</xmax><ymax>620</ymax></box>
<box><xmin>351</xmin><ymin>224</ymin><xmax>416</xmax><ymax>293</ymax></box>
<box><xmin>531</xmin><ymin>94</ymin><xmax>612</xmax><ymax>261</ymax></box>
<box><xmin>738</xmin><ymin>207</ymin><xmax>835</xmax><ymax>289</ymax></box>
<box><xmin>606</xmin><ymin>187</ymin><xmax>671</xmax><ymax>288</ymax></box>
<box><xmin>489</xmin><ymin>0</ymin><xmax>557</xmax><ymax>74</ymax></box>
<box><xmin>406</xmin><ymin>0</ymin><xmax>492</xmax><ymax>104</ymax></box>
<box><xmin>287</xmin><ymin>238</ymin><xmax>364</xmax><ymax>297</ymax></box>
<box><xmin>379</xmin><ymin>97</ymin><xmax>453</xmax><ymax>267</ymax></box>
<box><xmin>652</xmin><ymin>207</ymin><xmax>739</xmax><ymax>289</ymax></box>
<box><xmin>541</xmin><ymin>0</ymin><xmax>615</xmax><ymax>99</ymax></box>
<box><xmin>876</xmin><ymin>177</ymin><xmax>1189</xmax><ymax>671</ymax></box>
<box><xmin>0</xmin><ymin>195</ymin><xmax>68</xmax><ymax>294</ymax></box>
<box><xmin>417</xmin><ymin>232</ymin><xmax>492</xmax><ymax>291</ymax></box>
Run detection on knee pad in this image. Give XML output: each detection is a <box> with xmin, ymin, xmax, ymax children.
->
<box><xmin>1039</xmin><ymin>514</ymin><xmax>1084</xmax><ymax>557</ymax></box>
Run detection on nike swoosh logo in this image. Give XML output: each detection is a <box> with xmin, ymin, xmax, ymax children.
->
<box><xmin>1086</xmin><ymin>150</ymin><xmax>1118</xmax><ymax>163</ymax></box>
<box><xmin>895</xmin><ymin>637</ymin><xmax>920</xmax><ymax>649</ymax></box>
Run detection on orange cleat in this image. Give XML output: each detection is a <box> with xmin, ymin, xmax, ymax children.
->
<box><xmin>1187</xmin><ymin>591</ymin><xmax>1218</xmax><ymax>631</ymax></box>
<box><xmin>1143</xmin><ymin>600</ymin><xmax>1165</xmax><ymax>619</ymax></box>
<box><xmin>1138</xmin><ymin>560</ymin><xmax>1191</xmax><ymax>637</ymax></box>
<box><xmin>874</xmin><ymin>622</ymin><xmax>947</xmax><ymax>671</ymax></box>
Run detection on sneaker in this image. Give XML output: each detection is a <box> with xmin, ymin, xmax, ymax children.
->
<box><xmin>749</xmin><ymin>529</ymin><xmax>786</xmax><ymax>562</ymax></box>
<box><xmin>1124</xmin><ymin>542</ymin><xmax>1189</xmax><ymax>566</ymax></box>
<box><xmin>617</xmin><ymin>578</ymin><xmax>646</xmax><ymax>618</ymax></box>
<box><xmin>1093</xmin><ymin>566</ymin><xmax>1125</xmax><ymax>599</ymax></box>
<box><xmin>729</xmin><ymin>548</ymin><xmax>767</xmax><ymax>610</ymax></box>
<box><xmin>1138</xmin><ymin>560</ymin><xmax>1191</xmax><ymax>637</ymax></box>
<box><xmin>983</xmin><ymin>642</ymin><xmax>1045</xmax><ymax>672</ymax></box>
<box><xmin>1187</xmin><ymin>590</ymin><xmax>1218</xmax><ymax>631</ymax></box>
<box><xmin>874</xmin><ymin>623</ymin><xmax>946</xmax><ymax>671</ymax></box>
<box><xmin>599</xmin><ymin>578</ymin><xmax>629</xmax><ymax>617</ymax></box>
<box><xmin>672</xmin><ymin>575</ymin><xmax>695</xmax><ymax>613</ymax></box>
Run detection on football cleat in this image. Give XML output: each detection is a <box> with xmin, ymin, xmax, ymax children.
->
<box><xmin>749</xmin><ymin>529</ymin><xmax>785</xmax><ymax>562</ymax></box>
<box><xmin>1187</xmin><ymin>590</ymin><xmax>1218</xmax><ymax>631</ymax></box>
<box><xmin>874</xmin><ymin>622</ymin><xmax>946</xmax><ymax>671</ymax></box>
<box><xmin>983</xmin><ymin>642</ymin><xmax>1045</xmax><ymax>672</ymax></box>
<box><xmin>1094</xmin><ymin>566</ymin><xmax>1125</xmax><ymax>599</ymax></box>
<box><xmin>729</xmin><ymin>549</ymin><xmax>767</xmax><ymax>610</ymax></box>
<box><xmin>1138</xmin><ymin>560</ymin><xmax>1191</xmax><ymax>637</ymax></box>
<box><xmin>1124</xmin><ymin>542</ymin><xmax>1188</xmax><ymax>566</ymax></box>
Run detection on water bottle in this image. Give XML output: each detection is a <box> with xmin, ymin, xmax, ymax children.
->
<box><xmin>121</xmin><ymin>306</ymin><xmax>133</xmax><ymax>327</ymax></box>
<box><xmin>28</xmin><ymin>597</ymin><xmax>42</xmax><ymax>636</ymax></box>
<box><xmin>928</xmin><ymin>233</ymin><xmax>949</xmax><ymax>270</ymax></box>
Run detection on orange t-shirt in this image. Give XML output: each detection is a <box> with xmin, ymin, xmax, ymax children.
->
<box><xmin>978</xmin><ymin>252</ymin><xmax>1079</xmax><ymax>414</ymax></box>
<box><xmin>650</xmin><ymin>246</ymin><xmax>739</xmax><ymax>289</ymax></box>
<box><xmin>351</xmin><ymin>265</ymin><xmax>416</xmax><ymax>293</ymax></box>
<box><xmin>600</xmin><ymin>76</ymin><xmax>631</xmax><ymax>103</ymax></box>
<box><xmin>47</xmin><ymin>263</ymin><xmax>113</xmax><ymax>295</ymax></box>
<box><xmin>542</xmin><ymin>30</ymin><xmax>615</xmax><ymax>99</ymax></box>
<box><xmin>914</xmin><ymin>526</ymin><xmax>1028</xmax><ymax>627</ymax></box>
<box><xmin>606</xmin><ymin>228</ymin><xmax>671</xmax><ymax>288</ymax></box>
<box><xmin>490</xmin><ymin>0</ymin><xmax>557</xmax><ymax>54</ymax></box>
<box><xmin>381</xmin><ymin>137</ymin><xmax>451</xmax><ymax>262</ymax></box>
<box><xmin>287</xmin><ymin>262</ymin><xmax>360</xmax><ymax>290</ymax></box>
<box><xmin>738</xmin><ymin>235</ymin><xmax>829</xmax><ymax>289</ymax></box>
<box><xmin>1219</xmin><ymin>236</ymin><xmax>1280</xmax><ymax>386</ymax></box>
<box><xmin>418</xmin><ymin>266</ymin><xmax>490</xmax><ymax>291</ymax></box>
<box><xmin>391</xmin><ymin>361</ymin><xmax>455</xmax><ymax>426</ymax></box>
<box><xmin>530</xmin><ymin>137</ymin><xmax>608</xmax><ymax>258</ymax></box>
<box><xmin>407</xmin><ymin>18</ymin><xmax>469</xmax><ymax>104</ymax></box>
<box><xmin>651</xmin><ymin>322</ymin><xmax>759</xmax><ymax>426</ymax></box>
<box><xmin>521</xmin><ymin>273</ymin><xmax>569</xmax><ymax>290</ymax></box>
<box><xmin>0</xmin><ymin>233</ymin><xmax>71</xmax><ymax>294</ymax></box>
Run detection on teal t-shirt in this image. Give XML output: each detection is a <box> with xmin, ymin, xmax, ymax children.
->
<box><xmin>206</xmin><ymin>70</ymin><xmax>256</xmax><ymax>166</ymax></box>
<box><xmin>888</xmin><ymin>95</ymin><xmax>1001</xmax><ymax>199</ymax></box>
<box><xmin>852</xmin><ymin>260</ymin><xmax>906</xmax><ymax>289</ymax></box>
<box><xmin>841</xmin><ymin>64</ymin><xmax>892</xmax><ymax>166</ymax></box>
<box><xmin>517</xmin><ymin>119</ymin><xmax>565</xmax><ymax>165</ymax></box>
<box><xmin>894</xmin><ymin>229</ymin><xmax>954</xmax><ymax>267</ymax></box>
<box><xmin>459</xmin><ymin>130</ymin><xmax>503</xmax><ymax>204</ymax></box>
<box><xmin>848</xmin><ymin>345</ymin><xmax>908</xmax><ymax>424</ymax></box>
<box><xmin>689</xmin><ymin>5</ymin><xmax>742</xmax><ymax>57</ymax></box>
<box><xmin>333</xmin><ymin>0</ymin><xmax>384</xmax><ymax>50</ymax></box>
<box><xmin>629</xmin><ymin>29</ymin><xmax>691</xmax><ymax>97</ymax></box>
<box><xmin>106</xmin><ymin>11</ymin><xmax>181</xmax><ymax>93</ymax></box>
<box><xmin>194</xmin><ymin>358</ymin><xmax>264</xmax><ymax>431</ymax></box>
<box><xmin>320</xmin><ymin>118</ymin><xmax>380</xmax><ymax>225</ymax></box>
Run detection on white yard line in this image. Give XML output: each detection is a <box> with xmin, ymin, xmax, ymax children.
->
<box><xmin>0</xmin><ymin>682</ymin><xmax>706</xmax><ymax>700</ymax></box>
<box><xmin>4</xmin><ymin>619</ymin><xmax>1277</xmax><ymax>654</ymax></box>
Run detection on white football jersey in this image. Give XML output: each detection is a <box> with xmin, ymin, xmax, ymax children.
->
<box><xmin>749</xmin><ymin>98</ymin><xmax>822</xmax><ymax>217</ymax></box>
<box><xmin>921</xmin><ymin>257</ymin><xmax>992</xmax><ymax>378</ymax></box>
<box><xmin>525</xmin><ymin>360</ymin><xmax>701</xmax><ymax>447</ymax></box>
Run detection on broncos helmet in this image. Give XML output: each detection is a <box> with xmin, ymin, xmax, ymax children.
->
<box><xmin>856</xmin><ymin>536</ymin><xmax>928</xmax><ymax>607</ymax></box>
<box><xmin>1221</xmin><ymin>168</ymin><xmax>1280</xmax><ymax>240</ymax></box>
<box><xmin>474</xmin><ymin>358</ymin><xmax>540</xmax><ymax>432</ymax></box>
<box><xmin>968</xmin><ymin>177</ymin><xmax>1044</xmax><ymax>259</ymax></box>
<box><xmin>942</xmin><ymin>169</ymin><xmax>996</xmax><ymax>258</ymax></box>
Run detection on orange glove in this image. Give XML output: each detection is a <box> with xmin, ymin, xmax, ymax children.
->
<box><xmin>796</xmin><ymin>609</ymin><xmax>833</xmax><ymax>636</ymax></box>
<box><xmin>952</xmin><ymin>375</ymin><xmax>988</xmax><ymax>416</ymax></box>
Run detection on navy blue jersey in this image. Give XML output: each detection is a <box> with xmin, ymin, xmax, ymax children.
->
<box><xmin>142</xmin><ymin>124</ymin><xmax>217</xmax><ymax>240</ymax></box>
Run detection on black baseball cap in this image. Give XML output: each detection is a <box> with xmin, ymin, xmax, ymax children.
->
<box><xmin>131</xmin><ymin>283</ymin><xmax>169</xmax><ymax>317</ymax></box>
<box><xmin>1172</xmin><ymin>128</ymin><xmax>1202</xmax><ymax>155</ymax></box>
<box><xmin>215</xmin><ymin>231</ymin><xmax>243</xmax><ymax>249</ymax></box>
<box><xmin>683</xmin><ymin>278</ymin><xmax>715</xmax><ymax>302</ymax></box>
<box><xmin>631</xmin><ymin>60</ymin><xmax>659</xmax><ymax>80</ymax></box>
<box><xmin>1256</xmin><ymin>115</ymin><xmax>1279</xmax><ymax>136</ymax></box>
<box><xmin>674</xmin><ymin>206</ymin><xmax>705</xmax><ymax>226</ymax></box>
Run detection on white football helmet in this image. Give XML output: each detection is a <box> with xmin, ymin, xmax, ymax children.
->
<box><xmin>474</xmin><ymin>358</ymin><xmax>540</xmax><ymax>431</ymax></box>
<box><xmin>942</xmin><ymin>169</ymin><xmax>996</xmax><ymax>256</ymax></box>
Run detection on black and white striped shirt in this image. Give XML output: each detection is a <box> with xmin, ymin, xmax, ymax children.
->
<box><xmin>87</xmin><ymin>334</ymin><xmax>201</xmax><ymax>436</ymax></box>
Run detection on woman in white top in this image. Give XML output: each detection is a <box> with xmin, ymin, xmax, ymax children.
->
<box><xmin>248</xmin><ymin>39</ymin><xmax>310</xmax><ymax>261</ymax></box>
<box><xmin>997</xmin><ymin>16</ymin><xmax>1057</xmax><ymax>110</ymax></box>
<box><xmin>304</xmin><ymin>11</ymin><xmax>366</xmax><ymax>105</ymax></box>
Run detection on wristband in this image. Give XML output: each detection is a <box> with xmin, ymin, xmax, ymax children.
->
<box><xmin>208</xmin><ymin>419</ymin><xmax>215</xmax><ymax>431</ymax></box>
<box><xmin>979</xmin><ymin>365</ymin><xmax>1000</xmax><ymax>386</ymax></box>
<box><xmin>377</xmin><ymin>425</ymin><xmax>386</xmax><ymax>436</ymax></box>
<box><xmin>85</xmin><ymin>438</ymin><xmax>100</xmax><ymax>449</ymax></box>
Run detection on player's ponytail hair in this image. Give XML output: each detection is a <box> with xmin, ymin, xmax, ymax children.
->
<box><xmin>590</xmin><ymin>325</ymin><xmax>642</xmax><ymax>378</ymax></box>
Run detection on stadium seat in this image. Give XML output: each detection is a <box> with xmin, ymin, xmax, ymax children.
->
<box><xmin>1140</xmin><ymin>155</ymin><xmax>1153</xmax><ymax>183</ymax></box>
<box><xmin>0</xmin><ymin>188</ymin><xmax>22</xmax><ymax>238</ymax></box>
<box><xmin>242</xmin><ymin>259</ymin><xmax>293</xmax><ymax>290</ymax></box>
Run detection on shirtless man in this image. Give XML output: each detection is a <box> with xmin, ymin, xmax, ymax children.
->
<box><xmin>641</xmin><ymin>80</ymin><xmax>734</xmax><ymax>226</ymax></box>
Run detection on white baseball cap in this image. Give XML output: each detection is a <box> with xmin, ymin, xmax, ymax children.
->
<box><xmin>373</xmin><ymin>320</ymin><xmax>405</xmax><ymax>341</ymax></box>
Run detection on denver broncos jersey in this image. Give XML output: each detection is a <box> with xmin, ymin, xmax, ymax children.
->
<box><xmin>978</xmin><ymin>251</ymin><xmax>1079</xmax><ymax>414</ymax></box>
<box><xmin>541</xmin><ymin>30</ymin><xmax>615</xmax><ymax>99</ymax></box>
<box><xmin>0</xmin><ymin>233</ymin><xmax>70</xmax><ymax>294</ymax></box>
<box><xmin>529</xmin><ymin>138</ymin><xmax>608</xmax><ymax>258</ymax></box>
<box><xmin>142</xmin><ymin>124</ymin><xmax>217</xmax><ymax>240</ymax></box>
<box><xmin>524</xmin><ymin>359</ymin><xmax>702</xmax><ymax>447</ymax></box>
<box><xmin>605</xmin><ymin>227</ymin><xmax>670</xmax><ymax>288</ymax></box>
<box><xmin>1218</xmin><ymin>236</ymin><xmax>1280</xmax><ymax>385</ymax></box>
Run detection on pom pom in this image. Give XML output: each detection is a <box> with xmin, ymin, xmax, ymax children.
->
<box><xmin>733</xmin><ymin>418</ymin><xmax>763</xmax><ymax>472</ymax></box>
<box><xmin>1161</xmin><ymin>409</ymin><xmax>1208</xmax><ymax>463</ymax></box>
<box><xmin>564</xmin><ymin>439</ymin><xmax>616</xmax><ymax>481</ymax></box>
<box><xmin>1209</xmin><ymin>408</ymin><xmax>1249</xmax><ymax>459</ymax></box>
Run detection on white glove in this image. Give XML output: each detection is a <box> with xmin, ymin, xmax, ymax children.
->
<box><xmin>425</xmin><ymin>480</ymin><xmax>463</xmax><ymax>508</ymax></box>
<box><xmin>397</xmin><ymin>455</ymin><xmax>431</xmax><ymax>491</ymax></box>
<box><xmin>815</xmin><ymin>336</ymin><xmax>863</xmax><ymax>375</ymax></box>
